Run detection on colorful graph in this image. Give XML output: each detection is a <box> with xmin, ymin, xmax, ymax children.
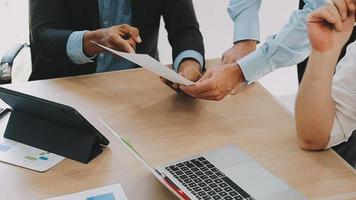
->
<box><xmin>87</xmin><ymin>193</ymin><xmax>116</xmax><ymax>200</ymax></box>
<box><xmin>24</xmin><ymin>151</ymin><xmax>50</xmax><ymax>161</ymax></box>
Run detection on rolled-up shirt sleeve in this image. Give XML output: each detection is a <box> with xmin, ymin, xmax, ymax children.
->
<box><xmin>326</xmin><ymin>41</ymin><xmax>356</xmax><ymax>148</ymax></box>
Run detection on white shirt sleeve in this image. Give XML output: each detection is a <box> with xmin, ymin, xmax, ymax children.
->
<box><xmin>326</xmin><ymin>40</ymin><xmax>356</xmax><ymax>148</ymax></box>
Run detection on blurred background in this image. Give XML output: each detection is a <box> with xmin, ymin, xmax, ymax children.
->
<box><xmin>0</xmin><ymin>0</ymin><xmax>299</xmax><ymax>112</ymax></box>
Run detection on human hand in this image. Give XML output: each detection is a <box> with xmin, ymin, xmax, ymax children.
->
<box><xmin>221</xmin><ymin>40</ymin><xmax>256</xmax><ymax>64</ymax></box>
<box><xmin>160</xmin><ymin>59</ymin><xmax>202</xmax><ymax>93</ymax></box>
<box><xmin>308</xmin><ymin>0</ymin><xmax>356</xmax><ymax>52</ymax></box>
<box><xmin>83</xmin><ymin>24</ymin><xmax>142</xmax><ymax>57</ymax></box>
<box><xmin>180</xmin><ymin>63</ymin><xmax>246</xmax><ymax>101</ymax></box>
<box><xmin>330</xmin><ymin>0</ymin><xmax>356</xmax><ymax>18</ymax></box>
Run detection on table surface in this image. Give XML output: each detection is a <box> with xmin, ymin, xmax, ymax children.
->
<box><xmin>0</xmin><ymin>59</ymin><xmax>355</xmax><ymax>200</ymax></box>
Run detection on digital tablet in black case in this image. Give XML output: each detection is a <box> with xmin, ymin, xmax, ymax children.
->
<box><xmin>0</xmin><ymin>87</ymin><xmax>109</xmax><ymax>164</ymax></box>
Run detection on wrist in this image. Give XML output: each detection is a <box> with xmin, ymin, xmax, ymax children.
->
<box><xmin>308</xmin><ymin>48</ymin><xmax>340</xmax><ymax>79</ymax></box>
<box><xmin>228</xmin><ymin>63</ymin><xmax>246</xmax><ymax>83</ymax></box>
<box><xmin>232</xmin><ymin>40</ymin><xmax>257</xmax><ymax>60</ymax></box>
<box><xmin>179</xmin><ymin>59</ymin><xmax>201</xmax><ymax>73</ymax></box>
<box><xmin>234</xmin><ymin>40</ymin><xmax>257</xmax><ymax>49</ymax></box>
<box><xmin>311</xmin><ymin>47</ymin><xmax>342</xmax><ymax>60</ymax></box>
<box><xmin>83</xmin><ymin>30</ymin><xmax>102</xmax><ymax>57</ymax></box>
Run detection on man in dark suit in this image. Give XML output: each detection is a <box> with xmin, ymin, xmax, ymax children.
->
<box><xmin>29</xmin><ymin>0</ymin><xmax>205</xmax><ymax>90</ymax></box>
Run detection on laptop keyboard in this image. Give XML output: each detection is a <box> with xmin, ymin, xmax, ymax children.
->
<box><xmin>165</xmin><ymin>157</ymin><xmax>254</xmax><ymax>200</ymax></box>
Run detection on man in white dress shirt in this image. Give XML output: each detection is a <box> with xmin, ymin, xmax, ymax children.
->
<box><xmin>295</xmin><ymin>0</ymin><xmax>356</xmax><ymax>159</ymax></box>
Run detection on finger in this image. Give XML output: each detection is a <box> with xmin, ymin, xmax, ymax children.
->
<box><xmin>197</xmin><ymin>71</ymin><xmax>213</xmax><ymax>83</ymax></box>
<box><xmin>346</xmin><ymin>0</ymin><xmax>356</xmax><ymax>11</ymax></box>
<box><xmin>127</xmin><ymin>37</ymin><xmax>137</xmax><ymax>50</ymax></box>
<box><xmin>160</xmin><ymin>77</ymin><xmax>180</xmax><ymax>93</ymax></box>
<box><xmin>195</xmin><ymin>90</ymin><xmax>220</xmax><ymax>99</ymax></box>
<box><xmin>326</xmin><ymin>3</ymin><xmax>344</xmax><ymax>31</ymax></box>
<box><xmin>180</xmin><ymin>69</ymin><xmax>202</xmax><ymax>82</ymax></box>
<box><xmin>180</xmin><ymin>79</ymin><xmax>214</xmax><ymax>97</ymax></box>
<box><xmin>172</xmin><ymin>83</ymin><xmax>179</xmax><ymax>89</ymax></box>
<box><xmin>120</xmin><ymin>24</ymin><xmax>142</xmax><ymax>43</ymax></box>
<box><xmin>196</xmin><ymin>91</ymin><xmax>225</xmax><ymax>101</ymax></box>
<box><xmin>309</xmin><ymin>7</ymin><xmax>337</xmax><ymax>26</ymax></box>
<box><xmin>129</xmin><ymin>28</ymin><xmax>142</xmax><ymax>43</ymax></box>
<box><xmin>160</xmin><ymin>76</ymin><xmax>168</xmax><ymax>84</ymax></box>
<box><xmin>331</xmin><ymin>0</ymin><xmax>348</xmax><ymax>20</ymax></box>
<box><xmin>109</xmin><ymin>35</ymin><xmax>135</xmax><ymax>53</ymax></box>
<box><xmin>202</xmin><ymin>95</ymin><xmax>225</xmax><ymax>101</ymax></box>
<box><xmin>160</xmin><ymin>76</ymin><xmax>174</xmax><ymax>87</ymax></box>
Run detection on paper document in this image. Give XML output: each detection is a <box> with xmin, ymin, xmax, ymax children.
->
<box><xmin>45</xmin><ymin>184</ymin><xmax>128</xmax><ymax>200</ymax></box>
<box><xmin>0</xmin><ymin>137</ymin><xmax>64</xmax><ymax>172</ymax></box>
<box><xmin>93</xmin><ymin>41</ymin><xmax>195</xmax><ymax>86</ymax></box>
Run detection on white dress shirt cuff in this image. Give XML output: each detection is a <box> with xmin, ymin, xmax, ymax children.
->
<box><xmin>66</xmin><ymin>30</ymin><xmax>94</xmax><ymax>65</ymax></box>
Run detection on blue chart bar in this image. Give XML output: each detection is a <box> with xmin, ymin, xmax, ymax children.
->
<box><xmin>0</xmin><ymin>144</ymin><xmax>11</xmax><ymax>152</ymax></box>
<box><xmin>87</xmin><ymin>193</ymin><xmax>116</xmax><ymax>200</ymax></box>
<box><xmin>39</xmin><ymin>156</ymin><xmax>49</xmax><ymax>161</ymax></box>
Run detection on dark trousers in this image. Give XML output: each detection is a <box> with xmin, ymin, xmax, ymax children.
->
<box><xmin>333</xmin><ymin>132</ymin><xmax>356</xmax><ymax>168</ymax></box>
<box><xmin>298</xmin><ymin>0</ymin><xmax>356</xmax><ymax>168</ymax></box>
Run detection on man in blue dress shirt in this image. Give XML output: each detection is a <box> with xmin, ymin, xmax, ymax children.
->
<box><xmin>180</xmin><ymin>0</ymin><xmax>352</xmax><ymax>101</ymax></box>
<box><xmin>30</xmin><ymin>0</ymin><xmax>204</xmax><ymax>91</ymax></box>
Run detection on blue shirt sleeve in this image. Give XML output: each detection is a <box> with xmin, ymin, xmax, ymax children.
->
<box><xmin>66</xmin><ymin>30</ymin><xmax>94</xmax><ymax>65</ymax></box>
<box><xmin>173</xmin><ymin>50</ymin><xmax>204</xmax><ymax>72</ymax></box>
<box><xmin>237</xmin><ymin>0</ymin><xmax>326</xmax><ymax>82</ymax></box>
<box><xmin>227</xmin><ymin>0</ymin><xmax>262</xmax><ymax>43</ymax></box>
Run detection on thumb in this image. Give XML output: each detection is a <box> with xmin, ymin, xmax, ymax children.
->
<box><xmin>198</xmin><ymin>71</ymin><xmax>213</xmax><ymax>83</ymax></box>
<box><xmin>180</xmin><ymin>69</ymin><xmax>202</xmax><ymax>82</ymax></box>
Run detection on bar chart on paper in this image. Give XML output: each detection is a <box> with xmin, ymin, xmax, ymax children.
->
<box><xmin>45</xmin><ymin>184</ymin><xmax>128</xmax><ymax>200</ymax></box>
<box><xmin>25</xmin><ymin>151</ymin><xmax>50</xmax><ymax>161</ymax></box>
<box><xmin>86</xmin><ymin>193</ymin><xmax>116</xmax><ymax>200</ymax></box>
<box><xmin>0</xmin><ymin>137</ymin><xmax>64</xmax><ymax>172</ymax></box>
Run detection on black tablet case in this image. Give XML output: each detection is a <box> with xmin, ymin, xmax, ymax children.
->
<box><xmin>0</xmin><ymin>87</ymin><xmax>109</xmax><ymax>164</ymax></box>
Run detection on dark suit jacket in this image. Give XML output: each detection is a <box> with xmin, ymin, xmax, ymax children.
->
<box><xmin>29</xmin><ymin>0</ymin><xmax>205</xmax><ymax>80</ymax></box>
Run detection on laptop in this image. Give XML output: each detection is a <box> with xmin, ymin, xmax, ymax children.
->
<box><xmin>99</xmin><ymin>118</ymin><xmax>306</xmax><ymax>200</ymax></box>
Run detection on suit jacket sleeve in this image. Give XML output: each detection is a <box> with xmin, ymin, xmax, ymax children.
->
<box><xmin>30</xmin><ymin>0</ymin><xmax>74</xmax><ymax>64</ymax></box>
<box><xmin>162</xmin><ymin>0</ymin><xmax>205</xmax><ymax>66</ymax></box>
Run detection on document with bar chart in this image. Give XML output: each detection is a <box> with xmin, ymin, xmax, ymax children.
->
<box><xmin>45</xmin><ymin>184</ymin><xmax>128</xmax><ymax>200</ymax></box>
<box><xmin>0</xmin><ymin>137</ymin><xmax>64</xmax><ymax>172</ymax></box>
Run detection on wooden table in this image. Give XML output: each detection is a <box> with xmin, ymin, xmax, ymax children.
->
<box><xmin>0</xmin><ymin>60</ymin><xmax>355</xmax><ymax>200</ymax></box>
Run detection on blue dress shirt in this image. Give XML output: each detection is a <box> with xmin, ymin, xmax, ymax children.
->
<box><xmin>66</xmin><ymin>0</ymin><xmax>204</xmax><ymax>73</ymax></box>
<box><xmin>228</xmin><ymin>0</ymin><xmax>326</xmax><ymax>82</ymax></box>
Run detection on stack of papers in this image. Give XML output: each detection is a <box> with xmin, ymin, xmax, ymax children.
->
<box><xmin>45</xmin><ymin>184</ymin><xmax>128</xmax><ymax>200</ymax></box>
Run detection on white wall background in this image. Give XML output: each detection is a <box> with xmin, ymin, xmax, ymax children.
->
<box><xmin>0</xmin><ymin>0</ymin><xmax>29</xmax><ymax>56</ymax></box>
<box><xmin>0</xmin><ymin>0</ymin><xmax>300</xmax><ymax>111</ymax></box>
